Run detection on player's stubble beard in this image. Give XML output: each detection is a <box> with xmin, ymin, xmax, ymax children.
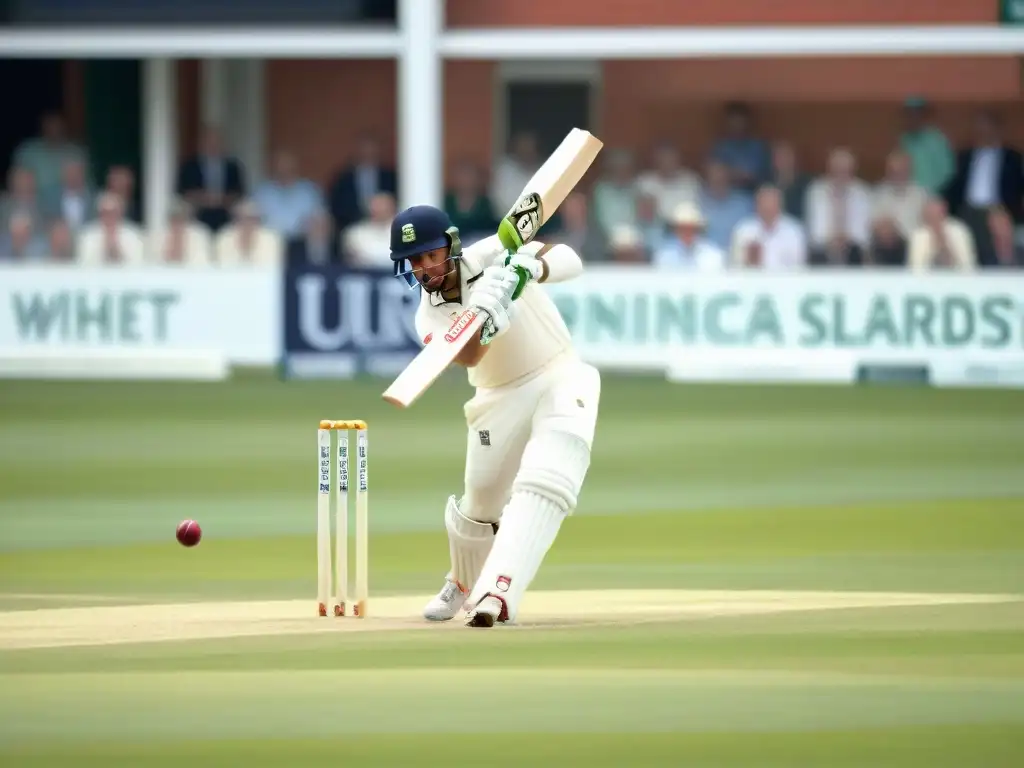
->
<box><xmin>440</xmin><ymin>263</ymin><xmax>460</xmax><ymax>300</ymax></box>
<box><xmin>420</xmin><ymin>258</ymin><xmax>460</xmax><ymax>301</ymax></box>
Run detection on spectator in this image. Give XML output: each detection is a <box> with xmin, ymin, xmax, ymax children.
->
<box><xmin>550</xmin><ymin>191</ymin><xmax>609</xmax><ymax>262</ymax></box>
<box><xmin>491</xmin><ymin>131</ymin><xmax>541</xmax><ymax>216</ymax></box>
<box><xmin>899</xmin><ymin>97</ymin><xmax>955</xmax><ymax>194</ymax></box>
<box><xmin>0</xmin><ymin>166</ymin><xmax>42</xmax><ymax>232</ymax></box>
<box><xmin>987</xmin><ymin>205</ymin><xmax>1024</xmax><ymax>267</ymax></box>
<box><xmin>608</xmin><ymin>225</ymin><xmax>648</xmax><ymax>263</ymax></box>
<box><xmin>731</xmin><ymin>185</ymin><xmax>807</xmax><ymax>270</ymax></box>
<box><xmin>770</xmin><ymin>141</ymin><xmax>811</xmax><ymax>221</ymax></box>
<box><xmin>177</xmin><ymin>124</ymin><xmax>246</xmax><ymax>232</ymax></box>
<box><xmin>633</xmin><ymin>187</ymin><xmax>668</xmax><ymax>256</ymax></box>
<box><xmin>77</xmin><ymin>192</ymin><xmax>146</xmax><ymax>265</ymax></box>
<box><xmin>908</xmin><ymin>196</ymin><xmax>975</xmax><ymax>271</ymax></box>
<box><xmin>805</xmin><ymin>147</ymin><xmax>871</xmax><ymax>265</ymax></box>
<box><xmin>944</xmin><ymin>109</ymin><xmax>1024</xmax><ymax>267</ymax></box>
<box><xmin>635</xmin><ymin>142</ymin><xmax>701</xmax><ymax>221</ymax></box>
<box><xmin>253</xmin><ymin>149</ymin><xmax>324</xmax><ymax>239</ymax></box>
<box><xmin>105</xmin><ymin>164</ymin><xmax>139</xmax><ymax>223</ymax></box>
<box><xmin>149</xmin><ymin>198</ymin><xmax>212</xmax><ymax>265</ymax></box>
<box><xmin>653</xmin><ymin>201</ymin><xmax>725</xmax><ymax>271</ymax></box>
<box><xmin>711</xmin><ymin>102</ymin><xmax>772</xmax><ymax>192</ymax></box>
<box><xmin>0</xmin><ymin>211</ymin><xmax>48</xmax><ymax>262</ymax></box>
<box><xmin>699</xmin><ymin>159</ymin><xmax>754</xmax><ymax>251</ymax></box>
<box><xmin>215</xmin><ymin>199</ymin><xmax>282</xmax><ymax>266</ymax></box>
<box><xmin>865</xmin><ymin>217</ymin><xmax>908</xmax><ymax>267</ymax></box>
<box><xmin>47</xmin><ymin>218</ymin><xmax>76</xmax><ymax>262</ymax></box>
<box><xmin>591</xmin><ymin>148</ymin><xmax>638</xmax><ymax>235</ymax></box>
<box><xmin>872</xmin><ymin>149</ymin><xmax>927</xmax><ymax>239</ymax></box>
<box><xmin>12</xmin><ymin>112</ymin><xmax>89</xmax><ymax>215</ymax></box>
<box><xmin>47</xmin><ymin>158</ymin><xmax>96</xmax><ymax>233</ymax></box>
<box><xmin>342</xmin><ymin>192</ymin><xmax>396</xmax><ymax>268</ymax></box>
<box><xmin>328</xmin><ymin>133</ymin><xmax>397</xmax><ymax>234</ymax></box>
<box><xmin>286</xmin><ymin>208</ymin><xmax>338</xmax><ymax>267</ymax></box>
<box><xmin>444</xmin><ymin>160</ymin><xmax>499</xmax><ymax>245</ymax></box>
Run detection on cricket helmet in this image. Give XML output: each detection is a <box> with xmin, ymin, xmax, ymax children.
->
<box><xmin>390</xmin><ymin>205</ymin><xmax>463</xmax><ymax>287</ymax></box>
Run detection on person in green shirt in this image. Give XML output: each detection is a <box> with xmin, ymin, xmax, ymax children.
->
<box><xmin>12</xmin><ymin>112</ymin><xmax>89</xmax><ymax>217</ymax></box>
<box><xmin>899</xmin><ymin>97</ymin><xmax>955</xmax><ymax>194</ymax></box>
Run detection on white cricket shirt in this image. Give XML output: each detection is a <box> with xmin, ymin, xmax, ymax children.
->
<box><xmin>730</xmin><ymin>214</ymin><xmax>808</xmax><ymax>270</ymax></box>
<box><xmin>414</xmin><ymin>235</ymin><xmax>574</xmax><ymax>389</ymax></box>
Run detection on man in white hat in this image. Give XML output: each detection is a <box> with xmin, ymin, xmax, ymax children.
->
<box><xmin>652</xmin><ymin>200</ymin><xmax>726</xmax><ymax>270</ymax></box>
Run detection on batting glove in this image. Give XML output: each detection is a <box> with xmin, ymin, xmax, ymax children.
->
<box><xmin>471</xmin><ymin>266</ymin><xmax>518</xmax><ymax>343</ymax></box>
<box><xmin>506</xmin><ymin>250</ymin><xmax>544</xmax><ymax>283</ymax></box>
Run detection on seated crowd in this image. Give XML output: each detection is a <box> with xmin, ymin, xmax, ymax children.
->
<box><xmin>2</xmin><ymin>102</ymin><xmax>1022</xmax><ymax>270</ymax></box>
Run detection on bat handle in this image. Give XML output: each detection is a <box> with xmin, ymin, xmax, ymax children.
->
<box><xmin>497</xmin><ymin>209</ymin><xmax>536</xmax><ymax>301</ymax></box>
<box><xmin>497</xmin><ymin>218</ymin><xmax>524</xmax><ymax>253</ymax></box>
<box><xmin>506</xmin><ymin>262</ymin><xmax>530</xmax><ymax>301</ymax></box>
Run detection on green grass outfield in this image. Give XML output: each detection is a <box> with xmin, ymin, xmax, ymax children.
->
<box><xmin>0</xmin><ymin>374</ymin><xmax>1023</xmax><ymax>765</ymax></box>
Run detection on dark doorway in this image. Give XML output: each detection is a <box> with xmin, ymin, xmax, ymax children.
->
<box><xmin>0</xmin><ymin>58</ymin><xmax>65</xmax><ymax>183</ymax></box>
<box><xmin>505</xmin><ymin>80</ymin><xmax>593</xmax><ymax>158</ymax></box>
<box><xmin>503</xmin><ymin>78</ymin><xmax>595</xmax><ymax>234</ymax></box>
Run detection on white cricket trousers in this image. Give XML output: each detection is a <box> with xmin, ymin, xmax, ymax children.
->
<box><xmin>460</xmin><ymin>355</ymin><xmax>601</xmax><ymax>524</ymax></box>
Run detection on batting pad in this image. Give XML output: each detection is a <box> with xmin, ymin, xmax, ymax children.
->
<box><xmin>512</xmin><ymin>429</ymin><xmax>592</xmax><ymax>514</ymax></box>
<box><xmin>466</xmin><ymin>490</ymin><xmax>564</xmax><ymax>623</ymax></box>
<box><xmin>445</xmin><ymin>494</ymin><xmax>496</xmax><ymax>593</ymax></box>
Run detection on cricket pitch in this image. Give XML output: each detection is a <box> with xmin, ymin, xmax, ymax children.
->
<box><xmin>0</xmin><ymin>589</ymin><xmax>1020</xmax><ymax>651</ymax></box>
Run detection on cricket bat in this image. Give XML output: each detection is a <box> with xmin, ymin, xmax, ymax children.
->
<box><xmin>381</xmin><ymin>127</ymin><xmax>603</xmax><ymax>409</ymax></box>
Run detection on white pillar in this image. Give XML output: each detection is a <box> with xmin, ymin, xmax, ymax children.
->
<box><xmin>203</xmin><ymin>60</ymin><xmax>264</xmax><ymax>190</ymax></box>
<box><xmin>236</xmin><ymin>60</ymin><xmax>266</xmax><ymax>188</ymax></box>
<box><xmin>200</xmin><ymin>59</ymin><xmax>228</xmax><ymax>127</ymax></box>
<box><xmin>398</xmin><ymin>0</ymin><xmax>443</xmax><ymax>209</ymax></box>
<box><xmin>142</xmin><ymin>58</ymin><xmax>176</xmax><ymax>238</ymax></box>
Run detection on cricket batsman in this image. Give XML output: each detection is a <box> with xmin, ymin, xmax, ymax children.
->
<box><xmin>389</xmin><ymin>205</ymin><xmax>601</xmax><ymax>628</ymax></box>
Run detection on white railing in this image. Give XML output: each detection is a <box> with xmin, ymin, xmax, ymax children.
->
<box><xmin>1</xmin><ymin>25</ymin><xmax>1023</xmax><ymax>58</ymax></box>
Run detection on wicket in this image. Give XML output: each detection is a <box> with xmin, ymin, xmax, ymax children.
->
<box><xmin>316</xmin><ymin>419</ymin><xmax>368</xmax><ymax>618</ymax></box>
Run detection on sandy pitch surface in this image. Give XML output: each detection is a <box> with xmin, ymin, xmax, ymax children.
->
<box><xmin>0</xmin><ymin>589</ymin><xmax>1019</xmax><ymax>651</ymax></box>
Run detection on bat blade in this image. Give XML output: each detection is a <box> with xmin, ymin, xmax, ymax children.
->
<box><xmin>381</xmin><ymin>309</ymin><xmax>485</xmax><ymax>409</ymax></box>
<box><xmin>382</xmin><ymin>128</ymin><xmax>603</xmax><ymax>409</ymax></box>
<box><xmin>497</xmin><ymin>128</ymin><xmax>604</xmax><ymax>253</ymax></box>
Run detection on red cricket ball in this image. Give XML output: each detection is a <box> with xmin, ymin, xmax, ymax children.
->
<box><xmin>176</xmin><ymin>519</ymin><xmax>202</xmax><ymax>547</ymax></box>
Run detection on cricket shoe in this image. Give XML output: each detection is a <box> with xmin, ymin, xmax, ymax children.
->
<box><xmin>465</xmin><ymin>595</ymin><xmax>508</xmax><ymax>628</ymax></box>
<box><xmin>422</xmin><ymin>579</ymin><xmax>469</xmax><ymax>622</ymax></box>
